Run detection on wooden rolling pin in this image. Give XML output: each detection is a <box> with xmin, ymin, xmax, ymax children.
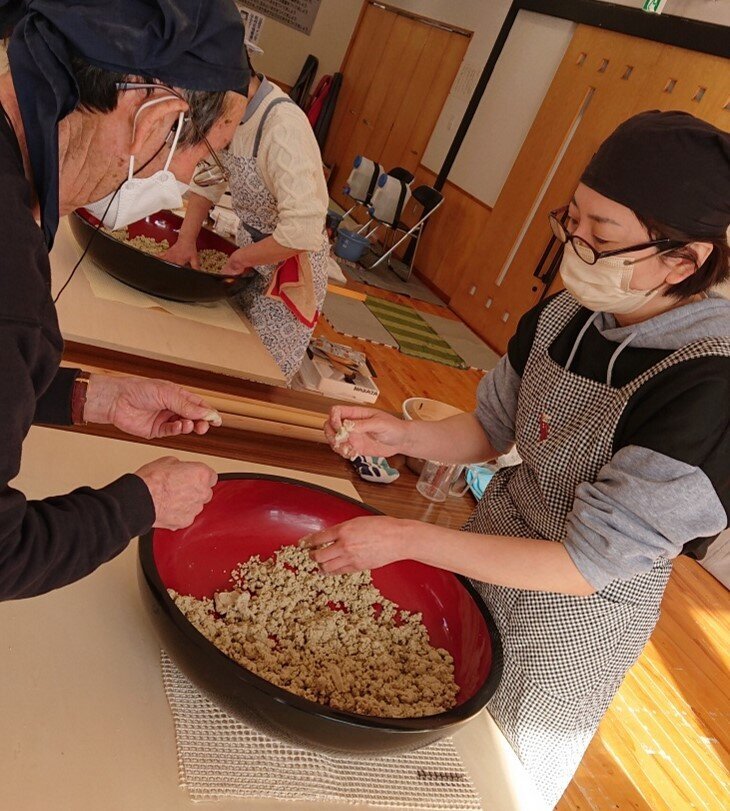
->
<box><xmin>65</xmin><ymin>363</ymin><xmax>329</xmax><ymax>440</ymax></box>
<box><xmin>216</xmin><ymin>411</ymin><xmax>327</xmax><ymax>443</ymax></box>
<box><xmin>189</xmin><ymin>389</ymin><xmax>327</xmax><ymax>430</ymax></box>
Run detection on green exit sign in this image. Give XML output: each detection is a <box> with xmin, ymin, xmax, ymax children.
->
<box><xmin>642</xmin><ymin>0</ymin><xmax>668</xmax><ymax>12</ymax></box>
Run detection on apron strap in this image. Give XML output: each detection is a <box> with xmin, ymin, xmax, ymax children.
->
<box><xmin>253</xmin><ymin>96</ymin><xmax>297</xmax><ymax>159</ymax></box>
<box><xmin>240</xmin><ymin>95</ymin><xmax>298</xmax><ymax>242</ymax></box>
<box><xmin>240</xmin><ymin>221</ymin><xmax>269</xmax><ymax>243</ymax></box>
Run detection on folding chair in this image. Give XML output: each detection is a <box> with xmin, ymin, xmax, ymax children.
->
<box><xmin>366</xmin><ymin>184</ymin><xmax>443</xmax><ymax>280</ymax></box>
<box><xmin>387</xmin><ymin>166</ymin><xmax>415</xmax><ymax>184</ymax></box>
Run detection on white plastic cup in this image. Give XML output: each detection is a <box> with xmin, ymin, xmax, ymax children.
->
<box><xmin>416</xmin><ymin>460</ymin><xmax>459</xmax><ymax>503</ymax></box>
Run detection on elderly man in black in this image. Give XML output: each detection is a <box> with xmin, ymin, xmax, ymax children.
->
<box><xmin>0</xmin><ymin>0</ymin><xmax>252</xmax><ymax>600</ymax></box>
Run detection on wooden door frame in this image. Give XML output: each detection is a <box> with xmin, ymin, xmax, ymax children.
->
<box><xmin>341</xmin><ymin>0</ymin><xmax>472</xmax><ymax>71</ymax></box>
<box><xmin>436</xmin><ymin>0</ymin><xmax>730</xmax><ymax>190</ymax></box>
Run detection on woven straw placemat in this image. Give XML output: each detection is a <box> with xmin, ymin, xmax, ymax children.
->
<box><xmin>161</xmin><ymin>652</ymin><xmax>482</xmax><ymax>809</ymax></box>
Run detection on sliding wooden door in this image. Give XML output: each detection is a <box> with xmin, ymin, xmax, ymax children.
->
<box><xmin>325</xmin><ymin>1</ymin><xmax>470</xmax><ymax>209</ymax></box>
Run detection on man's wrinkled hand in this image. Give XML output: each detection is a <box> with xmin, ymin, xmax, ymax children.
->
<box><xmin>84</xmin><ymin>374</ymin><xmax>222</xmax><ymax>438</ymax></box>
<box><xmin>136</xmin><ymin>456</ymin><xmax>217</xmax><ymax>530</ymax></box>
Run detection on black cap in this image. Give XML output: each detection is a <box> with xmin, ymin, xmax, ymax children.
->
<box><xmin>581</xmin><ymin>110</ymin><xmax>730</xmax><ymax>238</ymax></box>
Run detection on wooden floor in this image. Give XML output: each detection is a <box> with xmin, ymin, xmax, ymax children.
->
<box><xmin>316</xmin><ymin>274</ymin><xmax>730</xmax><ymax>811</ymax></box>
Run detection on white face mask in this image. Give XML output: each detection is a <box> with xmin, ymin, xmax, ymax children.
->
<box><xmin>559</xmin><ymin>242</ymin><xmax>666</xmax><ymax>314</ymax></box>
<box><xmin>85</xmin><ymin>96</ymin><xmax>189</xmax><ymax>230</ymax></box>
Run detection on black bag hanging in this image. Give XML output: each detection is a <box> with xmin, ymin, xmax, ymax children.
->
<box><xmin>289</xmin><ymin>54</ymin><xmax>319</xmax><ymax>109</ymax></box>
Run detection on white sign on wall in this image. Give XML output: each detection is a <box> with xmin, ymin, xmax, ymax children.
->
<box><xmin>241</xmin><ymin>0</ymin><xmax>322</xmax><ymax>35</ymax></box>
<box><xmin>451</xmin><ymin>61</ymin><xmax>482</xmax><ymax>103</ymax></box>
<box><xmin>236</xmin><ymin>5</ymin><xmax>265</xmax><ymax>51</ymax></box>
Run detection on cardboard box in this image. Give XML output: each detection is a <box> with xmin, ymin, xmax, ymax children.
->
<box><xmin>292</xmin><ymin>337</ymin><xmax>379</xmax><ymax>403</ymax></box>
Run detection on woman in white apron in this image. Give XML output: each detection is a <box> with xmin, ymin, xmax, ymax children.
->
<box><xmin>162</xmin><ymin>72</ymin><xmax>330</xmax><ymax>381</ymax></box>
<box><xmin>306</xmin><ymin>112</ymin><xmax>730</xmax><ymax>807</ymax></box>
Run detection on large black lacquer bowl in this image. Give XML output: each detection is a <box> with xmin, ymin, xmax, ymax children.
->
<box><xmin>70</xmin><ymin>208</ymin><xmax>247</xmax><ymax>302</ymax></box>
<box><xmin>138</xmin><ymin>474</ymin><xmax>503</xmax><ymax>755</ymax></box>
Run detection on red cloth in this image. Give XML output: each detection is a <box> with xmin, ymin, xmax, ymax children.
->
<box><xmin>306</xmin><ymin>75</ymin><xmax>332</xmax><ymax>128</ymax></box>
<box><xmin>266</xmin><ymin>254</ymin><xmax>319</xmax><ymax>329</ymax></box>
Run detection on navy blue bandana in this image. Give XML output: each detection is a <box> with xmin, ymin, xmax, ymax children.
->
<box><xmin>0</xmin><ymin>0</ymin><xmax>250</xmax><ymax>247</ymax></box>
<box><xmin>581</xmin><ymin>110</ymin><xmax>730</xmax><ymax>239</ymax></box>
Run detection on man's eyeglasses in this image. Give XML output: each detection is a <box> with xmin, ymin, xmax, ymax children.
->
<box><xmin>115</xmin><ymin>82</ymin><xmax>229</xmax><ymax>187</ymax></box>
<box><xmin>548</xmin><ymin>206</ymin><xmax>686</xmax><ymax>265</ymax></box>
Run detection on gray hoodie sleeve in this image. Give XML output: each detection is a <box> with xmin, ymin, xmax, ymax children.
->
<box><xmin>564</xmin><ymin>445</ymin><xmax>727</xmax><ymax>590</ymax></box>
<box><xmin>473</xmin><ymin>355</ymin><xmax>520</xmax><ymax>454</ymax></box>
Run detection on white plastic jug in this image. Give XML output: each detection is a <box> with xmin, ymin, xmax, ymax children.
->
<box><xmin>343</xmin><ymin>156</ymin><xmax>382</xmax><ymax>204</ymax></box>
<box><xmin>369</xmin><ymin>172</ymin><xmax>412</xmax><ymax>227</ymax></box>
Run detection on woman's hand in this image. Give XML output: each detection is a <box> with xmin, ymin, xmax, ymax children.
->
<box><xmin>159</xmin><ymin>237</ymin><xmax>200</xmax><ymax>269</ymax></box>
<box><xmin>222</xmin><ymin>246</ymin><xmax>253</xmax><ymax>276</ymax></box>
<box><xmin>84</xmin><ymin>374</ymin><xmax>222</xmax><ymax>438</ymax></box>
<box><xmin>325</xmin><ymin>405</ymin><xmax>411</xmax><ymax>459</ymax></box>
<box><xmin>303</xmin><ymin>516</ymin><xmax>416</xmax><ymax>574</ymax></box>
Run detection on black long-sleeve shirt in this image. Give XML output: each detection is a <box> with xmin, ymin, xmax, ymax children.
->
<box><xmin>0</xmin><ymin>108</ymin><xmax>154</xmax><ymax>601</ymax></box>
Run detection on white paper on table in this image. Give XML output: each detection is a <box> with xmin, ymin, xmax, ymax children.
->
<box><xmin>83</xmin><ymin>262</ymin><xmax>249</xmax><ymax>334</ymax></box>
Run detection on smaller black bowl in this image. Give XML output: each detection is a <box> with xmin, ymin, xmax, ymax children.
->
<box><xmin>70</xmin><ymin>208</ymin><xmax>247</xmax><ymax>302</ymax></box>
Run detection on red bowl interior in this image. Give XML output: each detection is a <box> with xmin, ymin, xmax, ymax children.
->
<box><xmin>153</xmin><ymin>477</ymin><xmax>494</xmax><ymax>706</ymax></box>
<box><xmin>78</xmin><ymin>207</ymin><xmax>237</xmax><ymax>256</ymax></box>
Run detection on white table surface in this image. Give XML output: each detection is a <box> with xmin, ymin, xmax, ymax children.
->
<box><xmin>0</xmin><ymin>428</ymin><xmax>544</xmax><ymax>811</ymax></box>
<box><xmin>49</xmin><ymin>217</ymin><xmax>287</xmax><ymax>386</ymax></box>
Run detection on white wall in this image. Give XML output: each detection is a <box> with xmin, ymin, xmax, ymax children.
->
<box><xmin>257</xmin><ymin>1</ymin><xmax>728</xmax><ymax>208</ymax></box>
<box><xmin>423</xmin><ymin>10</ymin><xmax>574</xmax><ymax>206</ymax></box>
<box><xmin>254</xmin><ymin>0</ymin><xmax>361</xmax><ymax>88</ymax></box>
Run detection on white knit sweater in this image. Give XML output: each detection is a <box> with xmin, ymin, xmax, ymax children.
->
<box><xmin>190</xmin><ymin>80</ymin><xmax>328</xmax><ymax>252</ymax></box>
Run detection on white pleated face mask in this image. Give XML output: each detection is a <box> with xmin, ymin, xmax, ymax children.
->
<box><xmin>559</xmin><ymin>242</ymin><xmax>666</xmax><ymax>315</ymax></box>
<box><xmin>85</xmin><ymin>96</ymin><xmax>189</xmax><ymax>229</ymax></box>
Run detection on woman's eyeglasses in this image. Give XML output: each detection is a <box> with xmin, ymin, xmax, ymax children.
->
<box><xmin>548</xmin><ymin>206</ymin><xmax>686</xmax><ymax>265</ymax></box>
<box><xmin>116</xmin><ymin>82</ymin><xmax>230</xmax><ymax>187</ymax></box>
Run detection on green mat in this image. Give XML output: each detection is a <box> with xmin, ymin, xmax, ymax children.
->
<box><xmin>364</xmin><ymin>296</ymin><xmax>467</xmax><ymax>369</ymax></box>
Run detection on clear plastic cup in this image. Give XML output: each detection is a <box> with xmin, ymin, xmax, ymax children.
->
<box><xmin>416</xmin><ymin>460</ymin><xmax>459</xmax><ymax>503</ymax></box>
<box><xmin>448</xmin><ymin>465</ymin><xmax>470</xmax><ymax>497</ymax></box>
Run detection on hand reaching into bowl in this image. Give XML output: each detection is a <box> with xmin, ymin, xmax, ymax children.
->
<box><xmin>159</xmin><ymin>236</ymin><xmax>200</xmax><ymax>269</ymax></box>
<box><xmin>303</xmin><ymin>515</ymin><xmax>415</xmax><ymax>574</ymax></box>
<box><xmin>325</xmin><ymin>405</ymin><xmax>410</xmax><ymax>460</ymax></box>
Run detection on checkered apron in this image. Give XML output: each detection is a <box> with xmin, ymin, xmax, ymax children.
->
<box><xmin>223</xmin><ymin>97</ymin><xmax>329</xmax><ymax>381</ymax></box>
<box><xmin>465</xmin><ymin>291</ymin><xmax>730</xmax><ymax>808</ymax></box>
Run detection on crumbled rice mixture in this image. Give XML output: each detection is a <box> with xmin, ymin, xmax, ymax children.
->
<box><xmin>104</xmin><ymin>227</ymin><xmax>229</xmax><ymax>274</ymax></box>
<box><xmin>169</xmin><ymin>544</ymin><xmax>459</xmax><ymax>718</ymax></box>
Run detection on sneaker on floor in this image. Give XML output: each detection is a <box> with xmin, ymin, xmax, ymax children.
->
<box><xmin>351</xmin><ymin>455</ymin><xmax>400</xmax><ymax>484</ymax></box>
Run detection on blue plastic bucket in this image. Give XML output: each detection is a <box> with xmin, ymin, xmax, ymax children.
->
<box><xmin>334</xmin><ymin>228</ymin><xmax>370</xmax><ymax>262</ymax></box>
<box><xmin>326</xmin><ymin>209</ymin><xmax>344</xmax><ymax>235</ymax></box>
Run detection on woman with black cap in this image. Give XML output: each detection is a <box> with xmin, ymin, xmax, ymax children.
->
<box><xmin>0</xmin><ymin>0</ymin><xmax>253</xmax><ymax>601</ymax></box>
<box><xmin>307</xmin><ymin>110</ymin><xmax>730</xmax><ymax>807</ymax></box>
